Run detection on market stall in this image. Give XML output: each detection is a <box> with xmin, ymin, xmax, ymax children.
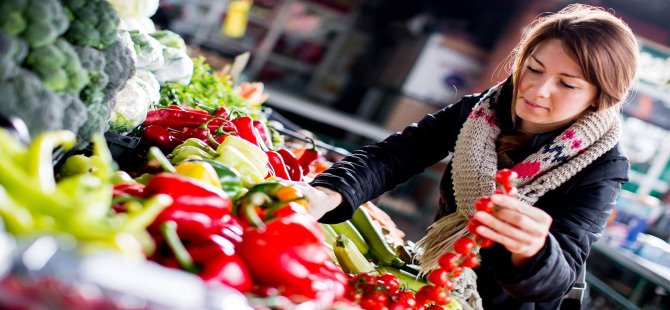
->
<box><xmin>0</xmin><ymin>1</ymin><xmax>519</xmax><ymax>309</ymax></box>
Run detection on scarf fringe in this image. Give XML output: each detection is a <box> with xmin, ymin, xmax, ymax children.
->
<box><xmin>415</xmin><ymin>212</ymin><xmax>469</xmax><ymax>275</ymax></box>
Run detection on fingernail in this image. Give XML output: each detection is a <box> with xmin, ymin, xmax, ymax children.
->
<box><xmin>491</xmin><ymin>195</ymin><xmax>502</xmax><ymax>202</ymax></box>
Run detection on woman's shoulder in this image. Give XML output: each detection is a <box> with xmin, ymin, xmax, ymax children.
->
<box><xmin>570</xmin><ymin>143</ymin><xmax>630</xmax><ymax>187</ymax></box>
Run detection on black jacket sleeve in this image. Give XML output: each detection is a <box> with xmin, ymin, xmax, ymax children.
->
<box><xmin>490</xmin><ymin>147</ymin><xmax>629</xmax><ymax>301</ymax></box>
<box><xmin>310</xmin><ymin>94</ymin><xmax>483</xmax><ymax>223</ymax></box>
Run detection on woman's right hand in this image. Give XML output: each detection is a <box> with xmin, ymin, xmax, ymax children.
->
<box><xmin>285</xmin><ymin>181</ymin><xmax>343</xmax><ymax>220</ymax></box>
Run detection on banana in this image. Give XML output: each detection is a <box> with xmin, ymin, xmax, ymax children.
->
<box><xmin>376</xmin><ymin>266</ymin><xmax>428</xmax><ymax>292</ymax></box>
<box><xmin>351</xmin><ymin>207</ymin><xmax>405</xmax><ymax>267</ymax></box>
<box><xmin>330</xmin><ymin>220</ymin><xmax>369</xmax><ymax>255</ymax></box>
<box><xmin>334</xmin><ymin>234</ymin><xmax>376</xmax><ymax>274</ymax></box>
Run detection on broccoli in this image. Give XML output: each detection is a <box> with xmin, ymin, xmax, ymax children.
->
<box><xmin>60</xmin><ymin>93</ymin><xmax>88</xmax><ymax>134</ymax></box>
<box><xmin>101</xmin><ymin>30</ymin><xmax>136</xmax><ymax>105</ymax></box>
<box><xmin>0</xmin><ymin>33</ymin><xmax>28</xmax><ymax>81</ymax></box>
<box><xmin>0</xmin><ymin>2</ymin><xmax>27</xmax><ymax>36</ymax></box>
<box><xmin>76</xmin><ymin>102</ymin><xmax>110</xmax><ymax>149</ymax></box>
<box><xmin>0</xmin><ymin>69</ymin><xmax>68</xmax><ymax>138</ymax></box>
<box><xmin>20</xmin><ymin>0</ymin><xmax>69</xmax><ymax>48</ymax></box>
<box><xmin>24</xmin><ymin>39</ymin><xmax>89</xmax><ymax>93</ymax></box>
<box><xmin>74</xmin><ymin>46</ymin><xmax>109</xmax><ymax>105</ymax></box>
<box><xmin>61</xmin><ymin>0</ymin><xmax>120</xmax><ymax>49</ymax></box>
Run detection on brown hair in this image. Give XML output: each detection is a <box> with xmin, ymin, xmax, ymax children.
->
<box><xmin>498</xmin><ymin>4</ymin><xmax>639</xmax><ymax>155</ymax></box>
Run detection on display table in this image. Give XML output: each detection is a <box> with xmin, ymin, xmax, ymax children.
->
<box><xmin>588</xmin><ymin>239</ymin><xmax>670</xmax><ymax>309</ymax></box>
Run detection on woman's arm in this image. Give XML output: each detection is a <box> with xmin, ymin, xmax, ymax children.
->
<box><xmin>310</xmin><ymin>94</ymin><xmax>482</xmax><ymax>223</ymax></box>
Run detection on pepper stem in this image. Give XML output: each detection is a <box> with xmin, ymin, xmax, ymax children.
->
<box><xmin>160</xmin><ymin>220</ymin><xmax>199</xmax><ymax>273</ymax></box>
<box><xmin>241</xmin><ymin>192</ymin><xmax>270</xmax><ymax>228</ymax></box>
<box><xmin>148</xmin><ymin>147</ymin><xmax>176</xmax><ymax>173</ymax></box>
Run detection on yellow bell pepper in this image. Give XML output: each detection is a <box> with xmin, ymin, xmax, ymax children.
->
<box><xmin>175</xmin><ymin>161</ymin><xmax>222</xmax><ymax>189</ymax></box>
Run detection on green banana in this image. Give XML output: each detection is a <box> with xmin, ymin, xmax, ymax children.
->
<box><xmin>376</xmin><ymin>266</ymin><xmax>427</xmax><ymax>292</ymax></box>
<box><xmin>334</xmin><ymin>234</ymin><xmax>376</xmax><ymax>274</ymax></box>
<box><xmin>330</xmin><ymin>220</ymin><xmax>369</xmax><ymax>255</ymax></box>
<box><xmin>351</xmin><ymin>207</ymin><xmax>405</xmax><ymax>267</ymax></box>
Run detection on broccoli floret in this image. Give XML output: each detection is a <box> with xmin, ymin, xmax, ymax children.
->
<box><xmin>76</xmin><ymin>102</ymin><xmax>109</xmax><ymax>149</ymax></box>
<box><xmin>20</xmin><ymin>0</ymin><xmax>69</xmax><ymax>48</ymax></box>
<box><xmin>60</xmin><ymin>93</ymin><xmax>88</xmax><ymax>134</ymax></box>
<box><xmin>101</xmin><ymin>30</ymin><xmax>136</xmax><ymax>105</ymax></box>
<box><xmin>0</xmin><ymin>69</ymin><xmax>68</xmax><ymax>138</ymax></box>
<box><xmin>74</xmin><ymin>46</ymin><xmax>109</xmax><ymax>105</ymax></box>
<box><xmin>61</xmin><ymin>0</ymin><xmax>120</xmax><ymax>49</ymax></box>
<box><xmin>24</xmin><ymin>39</ymin><xmax>88</xmax><ymax>93</ymax></box>
<box><xmin>0</xmin><ymin>33</ymin><xmax>28</xmax><ymax>81</ymax></box>
<box><xmin>0</xmin><ymin>11</ymin><xmax>27</xmax><ymax>36</ymax></box>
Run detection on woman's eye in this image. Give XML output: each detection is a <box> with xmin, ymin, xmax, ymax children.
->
<box><xmin>561</xmin><ymin>81</ymin><xmax>576</xmax><ymax>89</ymax></box>
<box><xmin>526</xmin><ymin>66</ymin><xmax>541</xmax><ymax>73</ymax></box>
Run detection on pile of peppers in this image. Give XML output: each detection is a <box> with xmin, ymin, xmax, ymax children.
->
<box><xmin>142</xmin><ymin>105</ymin><xmax>322</xmax><ymax>182</ymax></box>
<box><xmin>235</xmin><ymin>182</ymin><xmax>347</xmax><ymax>304</ymax></box>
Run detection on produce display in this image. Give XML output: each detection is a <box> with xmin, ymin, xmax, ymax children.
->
<box><xmin>0</xmin><ymin>1</ymin><xmax>524</xmax><ymax>309</ymax></box>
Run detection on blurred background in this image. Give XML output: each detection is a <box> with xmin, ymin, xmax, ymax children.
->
<box><xmin>160</xmin><ymin>0</ymin><xmax>668</xmax><ymax>308</ymax></box>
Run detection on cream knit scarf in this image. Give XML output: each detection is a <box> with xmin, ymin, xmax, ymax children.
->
<box><xmin>415</xmin><ymin>82</ymin><xmax>622</xmax><ymax>310</ymax></box>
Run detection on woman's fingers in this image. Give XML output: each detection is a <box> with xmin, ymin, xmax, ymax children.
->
<box><xmin>473</xmin><ymin>211</ymin><xmax>534</xmax><ymax>252</ymax></box>
<box><xmin>491</xmin><ymin>194</ymin><xmax>553</xmax><ymax>226</ymax></box>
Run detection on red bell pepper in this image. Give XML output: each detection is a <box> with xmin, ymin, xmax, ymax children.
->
<box><xmin>143</xmin><ymin>125</ymin><xmax>186</xmax><ymax>150</ymax></box>
<box><xmin>277</xmin><ymin>148</ymin><xmax>303</xmax><ymax>181</ymax></box>
<box><xmin>111</xmin><ymin>182</ymin><xmax>146</xmax><ymax>213</ymax></box>
<box><xmin>253</xmin><ymin>120</ymin><xmax>274</xmax><ymax>150</ymax></box>
<box><xmin>213</xmin><ymin>107</ymin><xmax>229</xmax><ymax>118</ymax></box>
<box><xmin>158</xmin><ymin>221</ymin><xmax>253</xmax><ymax>292</ymax></box>
<box><xmin>298</xmin><ymin>139</ymin><xmax>320</xmax><ymax>176</ymax></box>
<box><xmin>236</xmin><ymin>188</ymin><xmax>346</xmax><ymax>302</ymax></box>
<box><xmin>167</xmin><ymin>105</ymin><xmax>209</xmax><ymax>115</ymax></box>
<box><xmin>145</xmin><ymin>173</ymin><xmax>234</xmax><ymax>241</ymax></box>
<box><xmin>266</xmin><ymin>151</ymin><xmax>291</xmax><ymax>180</ymax></box>
<box><xmin>144</xmin><ymin>108</ymin><xmax>212</xmax><ymax>128</ymax></box>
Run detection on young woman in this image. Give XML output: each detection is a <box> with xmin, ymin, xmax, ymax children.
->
<box><xmin>296</xmin><ymin>4</ymin><xmax>638</xmax><ymax>309</ymax></box>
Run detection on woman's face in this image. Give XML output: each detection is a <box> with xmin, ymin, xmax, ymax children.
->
<box><xmin>515</xmin><ymin>38</ymin><xmax>598</xmax><ymax>133</ymax></box>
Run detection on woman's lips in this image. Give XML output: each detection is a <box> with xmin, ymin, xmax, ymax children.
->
<box><xmin>524</xmin><ymin>99</ymin><xmax>547</xmax><ymax>110</ymax></box>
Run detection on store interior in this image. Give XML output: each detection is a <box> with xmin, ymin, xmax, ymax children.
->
<box><xmin>150</xmin><ymin>0</ymin><xmax>670</xmax><ymax>308</ymax></box>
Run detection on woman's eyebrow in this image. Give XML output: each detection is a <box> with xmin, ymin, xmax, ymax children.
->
<box><xmin>530</xmin><ymin>55</ymin><xmax>583</xmax><ymax>79</ymax></box>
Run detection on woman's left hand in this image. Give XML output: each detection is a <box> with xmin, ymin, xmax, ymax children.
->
<box><xmin>472</xmin><ymin>194</ymin><xmax>553</xmax><ymax>267</ymax></box>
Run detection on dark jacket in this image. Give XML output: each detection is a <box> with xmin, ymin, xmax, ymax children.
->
<box><xmin>311</xmin><ymin>79</ymin><xmax>629</xmax><ymax>309</ymax></box>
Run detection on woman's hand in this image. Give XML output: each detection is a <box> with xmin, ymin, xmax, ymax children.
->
<box><xmin>284</xmin><ymin>181</ymin><xmax>343</xmax><ymax>220</ymax></box>
<box><xmin>472</xmin><ymin>194</ymin><xmax>553</xmax><ymax>267</ymax></box>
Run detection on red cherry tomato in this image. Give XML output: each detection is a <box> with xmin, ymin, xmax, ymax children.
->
<box><xmin>474</xmin><ymin>196</ymin><xmax>495</xmax><ymax>213</ymax></box>
<box><xmin>378</xmin><ymin>273</ymin><xmax>400</xmax><ymax>295</ymax></box>
<box><xmin>495</xmin><ymin>169</ymin><xmax>518</xmax><ymax>186</ymax></box>
<box><xmin>475</xmin><ymin>235</ymin><xmax>495</xmax><ymax>248</ymax></box>
<box><xmin>468</xmin><ymin>218</ymin><xmax>484</xmax><ymax>235</ymax></box>
<box><xmin>454</xmin><ymin>237</ymin><xmax>475</xmax><ymax>255</ymax></box>
<box><xmin>451</xmin><ymin>266</ymin><xmax>464</xmax><ymax>277</ymax></box>
<box><xmin>438</xmin><ymin>252</ymin><xmax>460</xmax><ymax>271</ymax></box>
<box><xmin>428</xmin><ymin>268</ymin><xmax>449</xmax><ymax>287</ymax></box>
<box><xmin>462</xmin><ymin>253</ymin><xmax>480</xmax><ymax>268</ymax></box>
<box><xmin>395</xmin><ymin>290</ymin><xmax>417</xmax><ymax>307</ymax></box>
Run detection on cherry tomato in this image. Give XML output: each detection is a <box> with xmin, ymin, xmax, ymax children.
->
<box><xmin>475</xmin><ymin>235</ymin><xmax>494</xmax><ymax>248</ymax></box>
<box><xmin>474</xmin><ymin>196</ymin><xmax>495</xmax><ymax>213</ymax></box>
<box><xmin>395</xmin><ymin>291</ymin><xmax>417</xmax><ymax>307</ymax></box>
<box><xmin>364</xmin><ymin>290</ymin><xmax>390</xmax><ymax>307</ymax></box>
<box><xmin>468</xmin><ymin>218</ymin><xmax>484</xmax><ymax>235</ymax></box>
<box><xmin>425</xmin><ymin>285</ymin><xmax>449</xmax><ymax>305</ymax></box>
<box><xmin>451</xmin><ymin>266</ymin><xmax>463</xmax><ymax>277</ymax></box>
<box><xmin>494</xmin><ymin>184</ymin><xmax>518</xmax><ymax>196</ymax></box>
<box><xmin>495</xmin><ymin>169</ymin><xmax>518</xmax><ymax>186</ymax></box>
<box><xmin>438</xmin><ymin>253</ymin><xmax>460</xmax><ymax>271</ymax></box>
<box><xmin>454</xmin><ymin>237</ymin><xmax>475</xmax><ymax>255</ymax></box>
<box><xmin>462</xmin><ymin>253</ymin><xmax>480</xmax><ymax>268</ymax></box>
<box><xmin>428</xmin><ymin>268</ymin><xmax>449</xmax><ymax>286</ymax></box>
<box><xmin>379</xmin><ymin>273</ymin><xmax>400</xmax><ymax>295</ymax></box>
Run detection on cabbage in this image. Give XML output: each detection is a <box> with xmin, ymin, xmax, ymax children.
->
<box><xmin>108</xmin><ymin>74</ymin><xmax>152</xmax><ymax>134</ymax></box>
<box><xmin>119</xmin><ymin>16</ymin><xmax>156</xmax><ymax>34</ymax></box>
<box><xmin>128</xmin><ymin>30</ymin><xmax>163</xmax><ymax>71</ymax></box>
<box><xmin>108</xmin><ymin>0</ymin><xmax>159</xmax><ymax>19</ymax></box>
<box><xmin>152</xmin><ymin>47</ymin><xmax>193</xmax><ymax>85</ymax></box>
<box><xmin>134</xmin><ymin>70</ymin><xmax>160</xmax><ymax>106</ymax></box>
<box><xmin>150</xmin><ymin>30</ymin><xmax>187</xmax><ymax>53</ymax></box>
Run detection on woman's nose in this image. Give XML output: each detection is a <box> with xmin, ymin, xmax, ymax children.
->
<box><xmin>534</xmin><ymin>78</ymin><xmax>553</xmax><ymax>98</ymax></box>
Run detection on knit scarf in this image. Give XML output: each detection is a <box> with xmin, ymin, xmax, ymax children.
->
<box><xmin>414</xmin><ymin>82</ymin><xmax>622</xmax><ymax>310</ymax></box>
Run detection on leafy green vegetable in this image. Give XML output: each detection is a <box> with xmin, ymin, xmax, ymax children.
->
<box><xmin>158</xmin><ymin>57</ymin><xmax>259</xmax><ymax>117</ymax></box>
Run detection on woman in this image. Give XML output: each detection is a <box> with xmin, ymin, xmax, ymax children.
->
<box><xmin>298</xmin><ymin>4</ymin><xmax>638</xmax><ymax>309</ymax></box>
